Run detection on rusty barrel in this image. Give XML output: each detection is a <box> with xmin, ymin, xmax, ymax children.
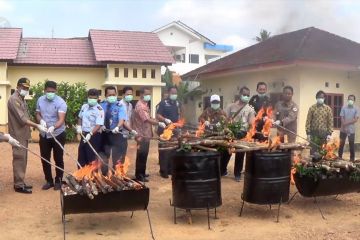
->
<box><xmin>172</xmin><ymin>151</ymin><xmax>222</xmax><ymax>209</ymax></box>
<box><xmin>243</xmin><ymin>150</ymin><xmax>291</xmax><ymax>204</ymax></box>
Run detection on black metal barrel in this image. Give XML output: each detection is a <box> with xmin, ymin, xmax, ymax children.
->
<box><xmin>243</xmin><ymin>150</ymin><xmax>291</xmax><ymax>204</ymax></box>
<box><xmin>172</xmin><ymin>151</ymin><xmax>222</xmax><ymax>209</ymax></box>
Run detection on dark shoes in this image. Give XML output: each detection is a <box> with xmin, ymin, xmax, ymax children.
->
<box><xmin>54</xmin><ymin>182</ymin><xmax>62</xmax><ymax>191</ymax></box>
<box><xmin>14</xmin><ymin>186</ymin><xmax>32</xmax><ymax>194</ymax></box>
<box><xmin>235</xmin><ymin>175</ymin><xmax>241</xmax><ymax>182</ymax></box>
<box><xmin>159</xmin><ymin>172</ymin><xmax>169</xmax><ymax>179</ymax></box>
<box><xmin>221</xmin><ymin>171</ymin><xmax>229</xmax><ymax>177</ymax></box>
<box><xmin>42</xmin><ymin>182</ymin><xmax>54</xmax><ymax>190</ymax></box>
<box><xmin>135</xmin><ymin>175</ymin><xmax>149</xmax><ymax>182</ymax></box>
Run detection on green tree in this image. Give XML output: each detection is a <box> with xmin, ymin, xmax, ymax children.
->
<box><xmin>28</xmin><ymin>81</ymin><xmax>87</xmax><ymax>142</ymax></box>
<box><xmin>255</xmin><ymin>29</ymin><xmax>271</xmax><ymax>42</ymax></box>
<box><xmin>161</xmin><ymin>67</ymin><xmax>173</xmax><ymax>88</ymax></box>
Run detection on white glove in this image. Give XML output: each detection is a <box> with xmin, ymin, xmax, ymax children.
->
<box><xmin>76</xmin><ymin>125</ymin><xmax>82</xmax><ymax>134</ymax></box>
<box><xmin>47</xmin><ymin>126</ymin><xmax>55</xmax><ymax>134</ymax></box>
<box><xmin>99</xmin><ymin>125</ymin><xmax>106</xmax><ymax>133</ymax></box>
<box><xmin>204</xmin><ymin>121</ymin><xmax>210</xmax><ymax>127</ymax></box>
<box><xmin>158</xmin><ymin>122</ymin><xmax>166</xmax><ymax>128</ymax></box>
<box><xmin>326</xmin><ymin>135</ymin><xmax>332</xmax><ymax>142</ymax></box>
<box><xmin>164</xmin><ymin>118</ymin><xmax>172</xmax><ymax>125</ymax></box>
<box><xmin>263</xmin><ymin>116</ymin><xmax>268</xmax><ymax>122</ymax></box>
<box><xmin>131</xmin><ymin>130</ymin><xmax>138</xmax><ymax>136</ymax></box>
<box><xmin>273</xmin><ymin>120</ymin><xmax>281</xmax><ymax>126</ymax></box>
<box><xmin>84</xmin><ymin>133</ymin><xmax>92</xmax><ymax>142</ymax></box>
<box><xmin>112</xmin><ymin>126</ymin><xmax>120</xmax><ymax>134</ymax></box>
<box><xmin>37</xmin><ymin>124</ymin><xmax>47</xmax><ymax>133</ymax></box>
<box><xmin>40</xmin><ymin>119</ymin><xmax>47</xmax><ymax>128</ymax></box>
<box><xmin>215</xmin><ymin>122</ymin><xmax>221</xmax><ymax>128</ymax></box>
<box><xmin>4</xmin><ymin>134</ymin><xmax>20</xmax><ymax>147</ymax></box>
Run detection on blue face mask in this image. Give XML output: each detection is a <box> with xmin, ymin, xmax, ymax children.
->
<box><xmin>88</xmin><ymin>98</ymin><xmax>98</xmax><ymax>106</ymax></box>
<box><xmin>107</xmin><ymin>96</ymin><xmax>117</xmax><ymax>104</ymax></box>
<box><xmin>169</xmin><ymin>94</ymin><xmax>178</xmax><ymax>101</ymax></box>
<box><xmin>46</xmin><ymin>92</ymin><xmax>56</xmax><ymax>101</ymax></box>
<box><xmin>143</xmin><ymin>95</ymin><xmax>151</xmax><ymax>102</ymax></box>
<box><xmin>124</xmin><ymin>95</ymin><xmax>133</xmax><ymax>102</ymax></box>
<box><xmin>258</xmin><ymin>93</ymin><xmax>266</xmax><ymax>98</ymax></box>
<box><xmin>241</xmin><ymin>95</ymin><xmax>250</xmax><ymax>103</ymax></box>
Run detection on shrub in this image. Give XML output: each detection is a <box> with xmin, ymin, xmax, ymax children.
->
<box><xmin>28</xmin><ymin>81</ymin><xmax>87</xmax><ymax>142</ymax></box>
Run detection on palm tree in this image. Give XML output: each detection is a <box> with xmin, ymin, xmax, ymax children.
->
<box><xmin>255</xmin><ymin>29</ymin><xmax>271</xmax><ymax>42</ymax></box>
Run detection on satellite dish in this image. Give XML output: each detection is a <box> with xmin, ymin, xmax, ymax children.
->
<box><xmin>0</xmin><ymin>17</ymin><xmax>11</xmax><ymax>28</ymax></box>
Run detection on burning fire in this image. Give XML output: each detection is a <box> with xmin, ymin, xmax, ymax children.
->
<box><xmin>322</xmin><ymin>139</ymin><xmax>340</xmax><ymax>160</ymax></box>
<box><xmin>268</xmin><ymin>136</ymin><xmax>281</xmax><ymax>150</ymax></box>
<box><xmin>242</xmin><ymin>107</ymin><xmax>274</xmax><ymax>142</ymax></box>
<box><xmin>73</xmin><ymin>161</ymin><xmax>101</xmax><ymax>181</ymax></box>
<box><xmin>262</xmin><ymin>107</ymin><xmax>273</xmax><ymax>137</ymax></box>
<box><xmin>114</xmin><ymin>156</ymin><xmax>130</xmax><ymax>177</ymax></box>
<box><xmin>290</xmin><ymin>154</ymin><xmax>301</xmax><ymax>185</ymax></box>
<box><xmin>160</xmin><ymin>118</ymin><xmax>185</xmax><ymax>141</ymax></box>
<box><xmin>195</xmin><ymin>122</ymin><xmax>206</xmax><ymax>137</ymax></box>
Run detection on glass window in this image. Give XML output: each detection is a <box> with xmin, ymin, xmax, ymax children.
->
<box><xmin>151</xmin><ymin>69</ymin><xmax>156</xmax><ymax>79</ymax></box>
<box><xmin>114</xmin><ymin>68</ymin><xmax>119</xmax><ymax>78</ymax></box>
<box><xmin>133</xmin><ymin>68</ymin><xmax>137</xmax><ymax>78</ymax></box>
<box><xmin>142</xmin><ymin>69</ymin><xmax>147</xmax><ymax>78</ymax></box>
<box><xmin>325</xmin><ymin>93</ymin><xmax>343</xmax><ymax>129</ymax></box>
<box><xmin>124</xmin><ymin>68</ymin><xmax>128</xmax><ymax>78</ymax></box>
<box><xmin>189</xmin><ymin>54</ymin><xmax>199</xmax><ymax>64</ymax></box>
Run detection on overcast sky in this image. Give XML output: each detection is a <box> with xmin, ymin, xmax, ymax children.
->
<box><xmin>1</xmin><ymin>0</ymin><xmax>360</xmax><ymax>50</ymax></box>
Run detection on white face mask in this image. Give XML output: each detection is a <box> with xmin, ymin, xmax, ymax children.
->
<box><xmin>20</xmin><ymin>89</ymin><xmax>29</xmax><ymax>97</ymax></box>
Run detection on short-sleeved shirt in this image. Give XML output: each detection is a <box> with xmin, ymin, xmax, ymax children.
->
<box><xmin>119</xmin><ymin>99</ymin><xmax>133</xmax><ymax>137</ymax></box>
<box><xmin>36</xmin><ymin>95</ymin><xmax>67</xmax><ymax>138</ymax></box>
<box><xmin>78</xmin><ymin>103</ymin><xmax>104</xmax><ymax>132</ymax></box>
<box><xmin>157</xmin><ymin>98</ymin><xmax>181</xmax><ymax>134</ymax></box>
<box><xmin>132</xmin><ymin>100</ymin><xmax>153</xmax><ymax>139</ymax></box>
<box><xmin>7</xmin><ymin>91</ymin><xmax>31</xmax><ymax>140</ymax></box>
<box><xmin>340</xmin><ymin>105</ymin><xmax>359</xmax><ymax>134</ymax></box>
<box><xmin>100</xmin><ymin>101</ymin><xmax>127</xmax><ymax>130</ymax></box>
<box><xmin>226</xmin><ymin>102</ymin><xmax>255</xmax><ymax>131</ymax></box>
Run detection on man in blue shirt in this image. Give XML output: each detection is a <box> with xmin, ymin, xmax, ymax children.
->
<box><xmin>36</xmin><ymin>80</ymin><xmax>67</xmax><ymax>190</ymax></box>
<box><xmin>100</xmin><ymin>86</ymin><xmax>136</xmax><ymax>174</ymax></box>
<box><xmin>76</xmin><ymin>89</ymin><xmax>104</xmax><ymax>167</ymax></box>
<box><xmin>156</xmin><ymin>86</ymin><xmax>182</xmax><ymax>178</ymax></box>
<box><xmin>338</xmin><ymin>94</ymin><xmax>359</xmax><ymax>161</ymax></box>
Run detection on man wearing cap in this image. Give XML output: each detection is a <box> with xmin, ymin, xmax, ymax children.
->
<box><xmin>156</xmin><ymin>86</ymin><xmax>182</xmax><ymax>179</ymax></box>
<box><xmin>199</xmin><ymin>94</ymin><xmax>230</xmax><ymax>176</ymax></box>
<box><xmin>8</xmin><ymin>78</ymin><xmax>48</xmax><ymax>193</ymax></box>
<box><xmin>225</xmin><ymin>86</ymin><xmax>256</xmax><ymax>182</ymax></box>
<box><xmin>36</xmin><ymin>80</ymin><xmax>67</xmax><ymax>190</ymax></box>
<box><xmin>76</xmin><ymin>89</ymin><xmax>104</xmax><ymax>167</ymax></box>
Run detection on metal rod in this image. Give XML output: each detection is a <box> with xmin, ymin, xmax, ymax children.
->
<box><xmin>287</xmin><ymin>191</ymin><xmax>298</xmax><ymax>205</ymax></box>
<box><xmin>276</xmin><ymin>197</ymin><xmax>282</xmax><ymax>223</ymax></box>
<box><xmin>49</xmin><ymin>131</ymin><xmax>82</xmax><ymax>168</ymax></box>
<box><xmin>275</xmin><ymin>124</ymin><xmax>322</xmax><ymax>148</ymax></box>
<box><xmin>239</xmin><ymin>193</ymin><xmax>245</xmax><ymax>217</ymax></box>
<box><xmin>314</xmin><ymin>196</ymin><xmax>326</xmax><ymax>220</ymax></box>
<box><xmin>19</xmin><ymin>144</ymin><xmax>72</xmax><ymax>176</ymax></box>
<box><xmin>145</xmin><ymin>209</ymin><xmax>156</xmax><ymax>240</ymax></box>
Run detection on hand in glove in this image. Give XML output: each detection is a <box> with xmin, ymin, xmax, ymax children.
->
<box><xmin>112</xmin><ymin>126</ymin><xmax>120</xmax><ymax>134</ymax></box>
<box><xmin>131</xmin><ymin>130</ymin><xmax>138</xmax><ymax>136</ymax></box>
<box><xmin>4</xmin><ymin>134</ymin><xmax>20</xmax><ymax>147</ymax></box>
<box><xmin>326</xmin><ymin>135</ymin><xmax>332</xmax><ymax>142</ymax></box>
<box><xmin>164</xmin><ymin>118</ymin><xmax>172</xmax><ymax>125</ymax></box>
<box><xmin>204</xmin><ymin>121</ymin><xmax>210</xmax><ymax>127</ymax></box>
<box><xmin>47</xmin><ymin>126</ymin><xmax>55</xmax><ymax>134</ymax></box>
<box><xmin>273</xmin><ymin>120</ymin><xmax>281</xmax><ymax>126</ymax></box>
<box><xmin>76</xmin><ymin>125</ymin><xmax>82</xmax><ymax>134</ymax></box>
<box><xmin>215</xmin><ymin>122</ymin><xmax>221</xmax><ymax>128</ymax></box>
<box><xmin>83</xmin><ymin>133</ymin><xmax>92</xmax><ymax>142</ymax></box>
<box><xmin>40</xmin><ymin>119</ymin><xmax>47</xmax><ymax>128</ymax></box>
<box><xmin>37</xmin><ymin>124</ymin><xmax>47</xmax><ymax>133</ymax></box>
<box><xmin>158</xmin><ymin>122</ymin><xmax>166</xmax><ymax>128</ymax></box>
<box><xmin>99</xmin><ymin>125</ymin><xmax>106</xmax><ymax>133</ymax></box>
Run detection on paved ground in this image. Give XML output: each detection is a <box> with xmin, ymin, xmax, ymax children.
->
<box><xmin>0</xmin><ymin>141</ymin><xmax>360</xmax><ymax>240</ymax></box>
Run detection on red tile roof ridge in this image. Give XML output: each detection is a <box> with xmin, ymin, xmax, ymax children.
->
<box><xmin>89</xmin><ymin>29</ymin><xmax>156</xmax><ymax>34</ymax></box>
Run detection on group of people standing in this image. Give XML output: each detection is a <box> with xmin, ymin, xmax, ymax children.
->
<box><xmin>1</xmin><ymin>78</ymin><xmax>358</xmax><ymax>193</ymax></box>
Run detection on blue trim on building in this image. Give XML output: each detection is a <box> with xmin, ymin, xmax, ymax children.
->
<box><xmin>204</xmin><ymin>43</ymin><xmax>233</xmax><ymax>52</ymax></box>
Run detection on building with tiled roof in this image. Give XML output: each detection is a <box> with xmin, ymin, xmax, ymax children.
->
<box><xmin>0</xmin><ymin>28</ymin><xmax>174</xmax><ymax>124</ymax></box>
<box><xmin>181</xmin><ymin>27</ymin><xmax>360</xmax><ymax>142</ymax></box>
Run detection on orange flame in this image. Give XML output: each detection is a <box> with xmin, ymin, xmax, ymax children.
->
<box><xmin>195</xmin><ymin>122</ymin><xmax>206</xmax><ymax>137</ymax></box>
<box><xmin>268</xmin><ymin>135</ymin><xmax>281</xmax><ymax>150</ymax></box>
<box><xmin>242</xmin><ymin>107</ymin><xmax>273</xmax><ymax>142</ymax></box>
<box><xmin>322</xmin><ymin>139</ymin><xmax>340</xmax><ymax>160</ymax></box>
<box><xmin>262</xmin><ymin>107</ymin><xmax>273</xmax><ymax>137</ymax></box>
<box><xmin>160</xmin><ymin>118</ymin><xmax>185</xmax><ymax>141</ymax></box>
<box><xmin>114</xmin><ymin>156</ymin><xmax>130</xmax><ymax>177</ymax></box>
<box><xmin>290</xmin><ymin>154</ymin><xmax>301</xmax><ymax>185</ymax></box>
<box><xmin>73</xmin><ymin>160</ymin><xmax>101</xmax><ymax>181</ymax></box>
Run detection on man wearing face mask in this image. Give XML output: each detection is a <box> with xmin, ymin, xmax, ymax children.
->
<box><xmin>76</xmin><ymin>89</ymin><xmax>104</xmax><ymax>167</ymax></box>
<box><xmin>272</xmin><ymin>86</ymin><xmax>298</xmax><ymax>143</ymax></box>
<box><xmin>225</xmin><ymin>87</ymin><xmax>256</xmax><ymax>181</ymax></box>
<box><xmin>99</xmin><ymin>86</ymin><xmax>137</xmax><ymax>175</ymax></box>
<box><xmin>249</xmin><ymin>82</ymin><xmax>271</xmax><ymax>113</ymax></box>
<box><xmin>8</xmin><ymin>78</ymin><xmax>48</xmax><ymax>193</ymax></box>
<box><xmin>36</xmin><ymin>80</ymin><xmax>67</xmax><ymax>190</ymax></box>
<box><xmin>199</xmin><ymin>94</ymin><xmax>229</xmax><ymax>176</ymax></box>
<box><xmin>305</xmin><ymin>90</ymin><xmax>333</xmax><ymax>154</ymax></box>
<box><xmin>133</xmin><ymin>87</ymin><xmax>166</xmax><ymax>182</ymax></box>
<box><xmin>156</xmin><ymin>86</ymin><xmax>182</xmax><ymax>178</ymax></box>
<box><xmin>338</xmin><ymin>95</ymin><xmax>359</xmax><ymax>161</ymax></box>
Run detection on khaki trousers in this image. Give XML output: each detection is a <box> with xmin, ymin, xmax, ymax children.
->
<box><xmin>12</xmin><ymin>139</ymin><xmax>28</xmax><ymax>188</ymax></box>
